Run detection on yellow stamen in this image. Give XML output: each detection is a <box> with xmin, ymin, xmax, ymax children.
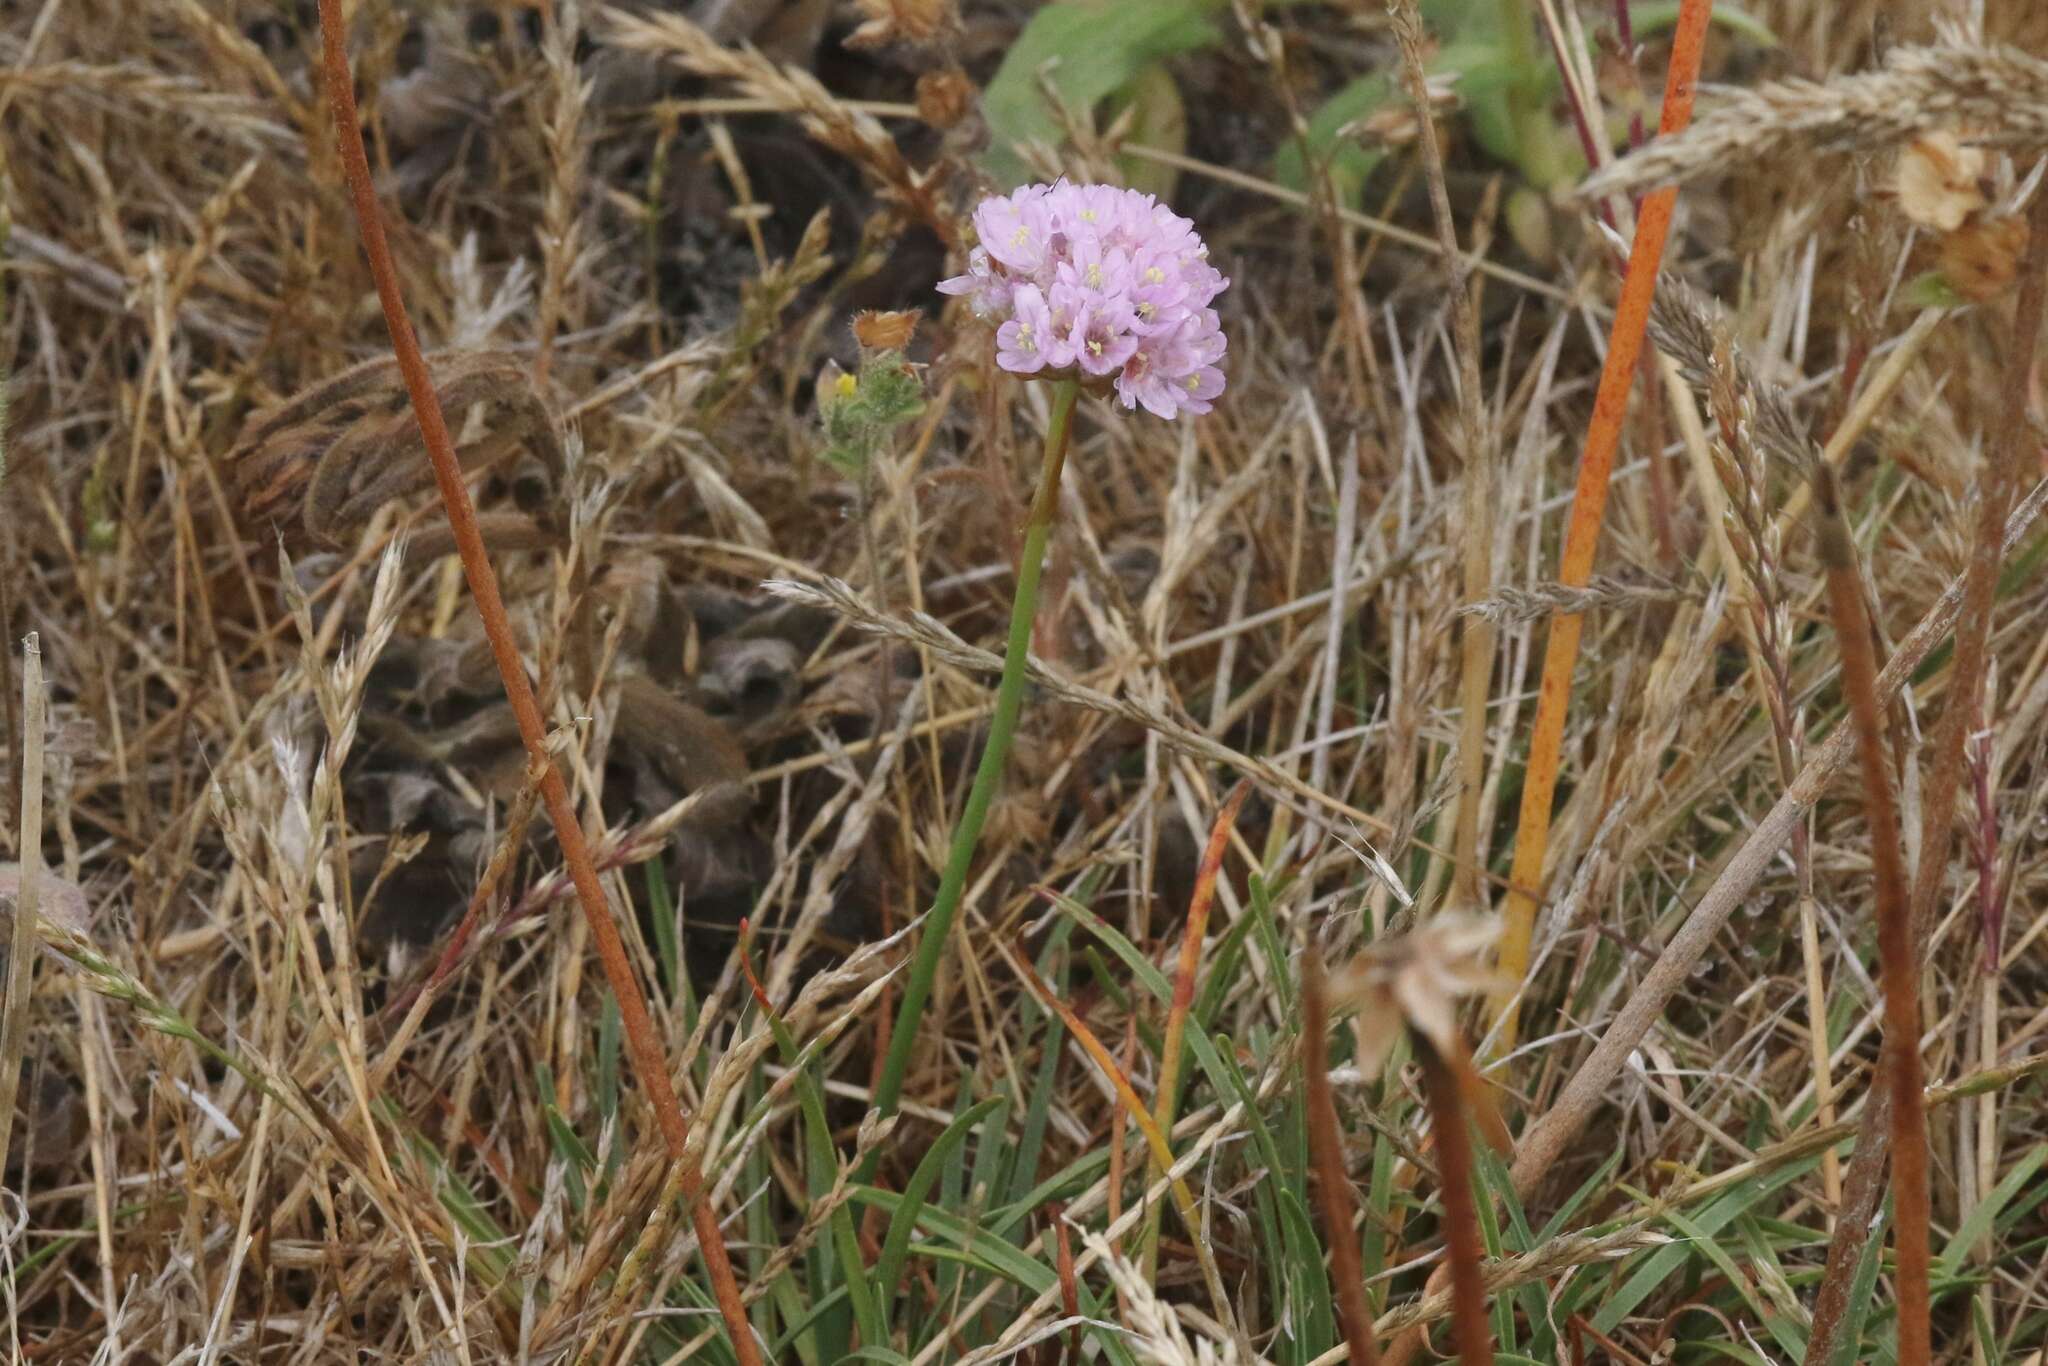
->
<box><xmin>835</xmin><ymin>373</ymin><xmax>858</xmax><ymax>398</ymax></box>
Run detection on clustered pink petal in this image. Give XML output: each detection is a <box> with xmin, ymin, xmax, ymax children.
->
<box><xmin>938</xmin><ymin>180</ymin><xmax>1229</xmax><ymax>418</ymax></box>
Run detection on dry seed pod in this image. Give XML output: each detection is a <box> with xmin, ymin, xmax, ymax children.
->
<box><xmin>228</xmin><ymin>350</ymin><xmax>564</xmax><ymax>550</ymax></box>
<box><xmin>1327</xmin><ymin>912</ymin><xmax>1505</xmax><ymax>1082</ymax></box>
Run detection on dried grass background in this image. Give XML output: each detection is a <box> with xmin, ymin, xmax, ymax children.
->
<box><xmin>2</xmin><ymin>0</ymin><xmax>2047</xmax><ymax>1361</ymax></box>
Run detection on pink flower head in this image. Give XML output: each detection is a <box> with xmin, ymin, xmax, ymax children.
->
<box><xmin>939</xmin><ymin>180</ymin><xmax>1229</xmax><ymax>419</ymax></box>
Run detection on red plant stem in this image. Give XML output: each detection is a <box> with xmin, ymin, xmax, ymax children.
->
<box><xmin>1493</xmin><ymin>0</ymin><xmax>1715</xmax><ymax>1048</ymax></box>
<box><xmin>1418</xmin><ymin>1038</ymin><xmax>1494</xmax><ymax>1366</ymax></box>
<box><xmin>1815</xmin><ymin>470</ymin><xmax>1929</xmax><ymax>1366</ymax></box>
<box><xmin>1803</xmin><ymin>181</ymin><xmax>2048</xmax><ymax>1366</ymax></box>
<box><xmin>1050</xmin><ymin>1202</ymin><xmax>1081</xmax><ymax>1366</ymax></box>
<box><xmin>1302</xmin><ymin>948</ymin><xmax>1381</xmax><ymax>1366</ymax></box>
<box><xmin>312</xmin><ymin>8</ymin><xmax>759</xmax><ymax>1362</ymax></box>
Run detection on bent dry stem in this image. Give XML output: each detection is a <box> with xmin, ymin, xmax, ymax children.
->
<box><xmin>870</xmin><ymin>377</ymin><xmax>1081</xmax><ymax>1124</ymax></box>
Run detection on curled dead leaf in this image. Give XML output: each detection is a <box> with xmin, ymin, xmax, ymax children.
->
<box><xmin>228</xmin><ymin>350</ymin><xmax>563</xmax><ymax>551</ymax></box>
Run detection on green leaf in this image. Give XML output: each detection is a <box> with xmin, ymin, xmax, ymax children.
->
<box><xmin>1594</xmin><ymin>1157</ymin><xmax>1814</xmax><ymax>1333</ymax></box>
<box><xmin>982</xmin><ymin>0</ymin><xmax>1222</xmax><ymax>188</ymax></box>
<box><xmin>1829</xmin><ymin>1205</ymin><xmax>1889</xmax><ymax>1366</ymax></box>
<box><xmin>1108</xmin><ymin>62</ymin><xmax>1188</xmax><ymax>197</ymax></box>
<box><xmin>1630</xmin><ymin>1</ymin><xmax>1780</xmax><ymax>46</ymax></box>
<box><xmin>877</xmin><ymin>1095</ymin><xmax>1008</xmax><ymax>1319</ymax></box>
<box><xmin>1272</xmin><ymin>74</ymin><xmax>1391</xmax><ymax>208</ymax></box>
<box><xmin>1937</xmin><ymin>1141</ymin><xmax>2048</xmax><ymax>1285</ymax></box>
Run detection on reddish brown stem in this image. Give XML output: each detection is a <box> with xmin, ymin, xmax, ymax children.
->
<box><xmin>312</xmin><ymin>7</ymin><xmax>759</xmax><ymax>1361</ymax></box>
<box><xmin>1814</xmin><ymin>469</ymin><xmax>1929</xmax><ymax>1366</ymax></box>
<box><xmin>1303</xmin><ymin>948</ymin><xmax>1381</xmax><ymax>1366</ymax></box>
<box><xmin>1804</xmin><ymin>186</ymin><xmax>2048</xmax><ymax>1366</ymax></box>
<box><xmin>1417</xmin><ymin>1038</ymin><xmax>1495</xmax><ymax>1366</ymax></box>
<box><xmin>1050</xmin><ymin>1201</ymin><xmax>1081</xmax><ymax>1365</ymax></box>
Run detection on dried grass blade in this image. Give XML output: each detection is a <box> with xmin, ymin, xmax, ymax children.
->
<box><xmin>0</xmin><ymin>634</ymin><xmax>45</xmax><ymax>1179</ymax></box>
<box><xmin>1803</xmin><ymin>180</ymin><xmax>2048</xmax><ymax>1366</ymax></box>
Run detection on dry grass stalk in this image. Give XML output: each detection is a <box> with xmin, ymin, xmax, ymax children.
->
<box><xmin>1647</xmin><ymin>276</ymin><xmax>1817</xmax><ymax>478</ymax></box>
<box><xmin>1696</xmin><ymin>313</ymin><xmax>1838</xmax><ymax>1205</ymax></box>
<box><xmin>597</xmin><ymin>4</ymin><xmax>954</xmax><ymax>243</ymax></box>
<box><xmin>1335</xmin><ymin>915</ymin><xmax>1503</xmax><ymax>1366</ymax></box>
<box><xmin>1813</xmin><ymin>467</ymin><xmax>1931</xmax><ymax>1366</ymax></box>
<box><xmin>311</xmin><ymin>3</ymin><xmax>760</xmax><ymax>1359</ymax></box>
<box><xmin>0</xmin><ymin>635</ymin><xmax>44</xmax><ymax>1180</ymax></box>
<box><xmin>1509</xmin><ymin>467</ymin><xmax>2048</xmax><ymax>1201</ymax></box>
<box><xmin>1457</xmin><ymin>572</ymin><xmax>1693</xmax><ymax>627</ymax></box>
<box><xmin>1414</xmin><ymin>1039</ymin><xmax>1492</xmax><ymax>1366</ymax></box>
<box><xmin>1492</xmin><ymin>0</ymin><xmax>1716</xmax><ymax>1047</ymax></box>
<box><xmin>1302</xmin><ymin>946</ymin><xmax>1381</xmax><ymax>1366</ymax></box>
<box><xmin>1388</xmin><ymin>0</ymin><xmax>1496</xmax><ymax>918</ymax></box>
<box><xmin>1583</xmin><ymin>39</ymin><xmax>2048</xmax><ymax>201</ymax></box>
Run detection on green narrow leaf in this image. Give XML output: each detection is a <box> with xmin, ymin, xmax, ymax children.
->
<box><xmin>877</xmin><ymin>1095</ymin><xmax>1008</xmax><ymax>1320</ymax></box>
<box><xmin>646</xmin><ymin>859</ymin><xmax>682</xmax><ymax>1005</ymax></box>
<box><xmin>1828</xmin><ymin>1204</ymin><xmax>1889</xmax><ymax>1366</ymax></box>
<box><xmin>981</xmin><ymin>0</ymin><xmax>1222</xmax><ymax>188</ymax></box>
<box><xmin>1594</xmin><ymin>1158</ymin><xmax>1815</xmax><ymax>1333</ymax></box>
<box><xmin>1937</xmin><ymin>1140</ymin><xmax>2048</xmax><ymax>1284</ymax></box>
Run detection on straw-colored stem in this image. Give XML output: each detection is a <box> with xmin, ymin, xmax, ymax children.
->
<box><xmin>311</xmin><ymin>7</ymin><xmax>758</xmax><ymax>1360</ymax></box>
<box><xmin>0</xmin><ymin>634</ymin><xmax>44</xmax><ymax>1179</ymax></box>
<box><xmin>870</xmin><ymin>376</ymin><xmax>1081</xmax><ymax>1122</ymax></box>
<box><xmin>1388</xmin><ymin>0</ymin><xmax>1494</xmax><ymax>915</ymax></box>
<box><xmin>1814</xmin><ymin>470</ymin><xmax>1929</xmax><ymax>1366</ymax></box>
<box><xmin>1492</xmin><ymin>0</ymin><xmax>1716</xmax><ymax>1048</ymax></box>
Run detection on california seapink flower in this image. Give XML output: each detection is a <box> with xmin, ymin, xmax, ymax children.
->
<box><xmin>938</xmin><ymin>181</ymin><xmax>1229</xmax><ymax>419</ymax></box>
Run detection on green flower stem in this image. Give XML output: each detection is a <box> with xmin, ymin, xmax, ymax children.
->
<box><xmin>870</xmin><ymin>376</ymin><xmax>1081</xmax><ymax>1125</ymax></box>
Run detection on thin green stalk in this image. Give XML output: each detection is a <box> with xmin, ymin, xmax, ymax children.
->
<box><xmin>870</xmin><ymin>377</ymin><xmax>1082</xmax><ymax>1124</ymax></box>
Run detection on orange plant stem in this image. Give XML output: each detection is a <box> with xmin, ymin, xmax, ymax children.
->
<box><xmin>312</xmin><ymin>8</ymin><xmax>760</xmax><ymax>1362</ymax></box>
<box><xmin>1492</xmin><ymin>0</ymin><xmax>1715</xmax><ymax>1046</ymax></box>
